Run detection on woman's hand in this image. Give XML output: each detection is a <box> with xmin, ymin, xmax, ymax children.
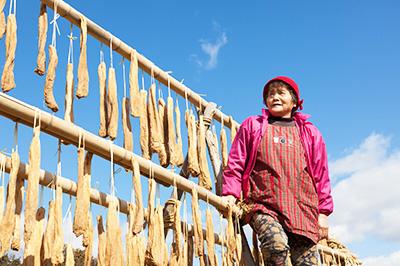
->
<box><xmin>318</xmin><ymin>213</ymin><xmax>329</xmax><ymax>240</ymax></box>
<box><xmin>221</xmin><ymin>195</ymin><xmax>236</xmax><ymax>206</ymax></box>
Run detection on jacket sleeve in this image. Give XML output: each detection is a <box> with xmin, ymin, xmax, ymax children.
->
<box><xmin>222</xmin><ymin>119</ymin><xmax>251</xmax><ymax>199</ymax></box>
<box><xmin>310</xmin><ymin>126</ymin><xmax>334</xmax><ymax>215</ymax></box>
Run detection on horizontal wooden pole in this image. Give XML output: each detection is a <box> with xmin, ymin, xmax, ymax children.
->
<box><xmin>42</xmin><ymin>0</ymin><xmax>239</xmax><ymax>129</ymax></box>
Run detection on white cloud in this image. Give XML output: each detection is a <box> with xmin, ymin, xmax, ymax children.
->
<box><xmin>329</xmin><ymin>133</ymin><xmax>400</xmax><ymax>244</ymax></box>
<box><xmin>362</xmin><ymin>250</ymin><xmax>400</xmax><ymax>266</ymax></box>
<box><xmin>191</xmin><ymin>23</ymin><xmax>228</xmax><ymax>70</ymax></box>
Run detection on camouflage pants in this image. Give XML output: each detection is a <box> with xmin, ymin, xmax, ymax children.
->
<box><xmin>250</xmin><ymin>212</ymin><xmax>319</xmax><ymax>266</ymax></box>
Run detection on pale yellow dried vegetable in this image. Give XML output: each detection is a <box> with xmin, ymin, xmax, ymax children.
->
<box><xmin>229</xmin><ymin>116</ymin><xmax>237</xmax><ymax>144</ymax></box>
<box><xmin>131</xmin><ymin>235</ymin><xmax>146</xmax><ymax>266</ymax></box>
<box><xmin>23</xmin><ymin>207</ymin><xmax>45</xmax><ymax>266</ymax></box>
<box><xmin>139</xmin><ymin>90</ymin><xmax>150</xmax><ymax>159</ymax></box>
<box><xmin>126</xmin><ymin>203</ymin><xmax>135</xmax><ymax>266</ymax></box>
<box><xmin>166</xmin><ymin>96</ymin><xmax>178</xmax><ymax>166</ymax></box>
<box><xmin>64</xmin><ymin>63</ymin><xmax>74</xmax><ymax>123</ymax></box>
<box><xmin>97</xmin><ymin>215</ymin><xmax>106</xmax><ymax>266</ymax></box>
<box><xmin>220</xmin><ymin>126</ymin><xmax>228</xmax><ymax>168</ymax></box>
<box><xmin>34</xmin><ymin>3</ymin><xmax>47</xmax><ymax>76</ymax></box>
<box><xmin>52</xmin><ymin>182</ymin><xmax>64</xmax><ymax>264</ymax></box>
<box><xmin>170</xmin><ymin>200</ymin><xmax>182</xmax><ymax>265</ymax></box>
<box><xmin>98</xmin><ymin>61</ymin><xmax>108</xmax><ymax>137</ymax></box>
<box><xmin>1</xmin><ymin>14</ymin><xmax>17</xmax><ymax>92</ymax></box>
<box><xmin>42</xmin><ymin>201</ymin><xmax>56</xmax><ymax>266</ymax></box>
<box><xmin>122</xmin><ymin>97</ymin><xmax>133</xmax><ymax>152</ymax></box>
<box><xmin>148</xmin><ymin>84</ymin><xmax>167</xmax><ymax>166</ymax></box>
<box><xmin>0</xmin><ymin>185</ymin><xmax>3</xmax><ymax>221</ymax></box>
<box><xmin>65</xmin><ymin>243</ymin><xmax>75</xmax><ymax>266</ymax></box>
<box><xmin>198</xmin><ymin>115</ymin><xmax>212</xmax><ymax>190</ymax></box>
<box><xmin>145</xmin><ymin>204</ymin><xmax>168</xmax><ymax>266</ymax></box>
<box><xmin>185</xmin><ymin>110</ymin><xmax>200</xmax><ymax>177</ymax></box>
<box><xmin>188</xmin><ymin>233</ymin><xmax>194</xmax><ymax>266</ymax></box>
<box><xmin>131</xmin><ymin>157</ymin><xmax>144</xmax><ymax>234</ymax></box>
<box><xmin>129</xmin><ymin>50</ymin><xmax>140</xmax><ymax>117</ymax></box>
<box><xmin>0</xmin><ymin>150</ymin><xmax>20</xmax><ymax>256</ymax></box>
<box><xmin>73</xmin><ymin>150</ymin><xmax>92</xmax><ymax>237</ymax></box>
<box><xmin>83</xmin><ymin>211</ymin><xmax>93</xmax><ymax>266</ymax></box>
<box><xmin>158</xmin><ymin>97</ymin><xmax>169</xmax><ymax>166</ymax></box>
<box><xmin>0</xmin><ymin>0</ymin><xmax>5</xmax><ymax>39</ymax></box>
<box><xmin>174</xmin><ymin>101</ymin><xmax>184</xmax><ymax>167</ymax></box>
<box><xmin>206</xmin><ymin>209</ymin><xmax>217</xmax><ymax>266</ymax></box>
<box><xmin>105</xmin><ymin>198</ymin><xmax>123</xmax><ymax>266</ymax></box>
<box><xmin>44</xmin><ymin>45</ymin><xmax>59</xmax><ymax>112</ymax></box>
<box><xmin>226</xmin><ymin>205</ymin><xmax>236</xmax><ymax>264</ymax></box>
<box><xmin>24</xmin><ymin>125</ymin><xmax>41</xmax><ymax>244</ymax></box>
<box><xmin>107</xmin><ymin>67</ymin><xmax>118</xmax><ymax>140</ymax></box>
<box><xmin>76</xmin><ymin>15</ymin><xmax>89</xmax><ymax>98</ymax></box>
<box><xmin>191</xmin><ymin>187</ymin><xmax>204</xmax><ymax>258</ymax></box>
<box><xmin>235</xmin><ymin>227</ymin><xmax>243</xmax><ymax>264</ymax></box>
<box><xmin>11</xmin><ymin>174</ymin><xmax>24</xmax><ymax>251</ymax></box>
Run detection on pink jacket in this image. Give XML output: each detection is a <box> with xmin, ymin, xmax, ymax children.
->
<box><xmin>222</xmin><ymin>109</ymin><xmax>334</xmax><ymax>215</ymax></box>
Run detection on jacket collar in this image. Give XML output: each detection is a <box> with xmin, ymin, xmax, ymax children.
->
<box><xmin>261</xmin><ymin>108</ymin><xmax>311</xmax><ymax>124</ymax></box>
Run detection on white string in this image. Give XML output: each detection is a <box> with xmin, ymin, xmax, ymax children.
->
<box><xmin>50</xmin><ymin>1</ymin><xmax>61</xmax><ymax>48</ymax></box>
<box><xmin>166</xmin><ymin>71</ymin><xmax>172</xmax><ymax>98</ymax></box>
<box><xmin>13</xmin><ymin>122</ymin><xmax>18</xmax><ymax>152</ymax></box>
<box><xmin>8</xmin><ymin>0</ymin><xmax>16</xmax><ymax>16</ymax></box>
<box><xmin>122</xmin><ymin>58</ymin><xmax>127</xmax><ymax>98</ymax></box>
<box><xmin>39</xmin><ymin>184</ymin><xmax>44</xmax><ymax>207</ymax></box>
<box><xmin>55</xmin><ymin>140</ymin><xmax>62</xmax><ymax>201</ymax></box>
<box><xmin>150</xmin><ymin>67</ymin><xmax>155</xmax><ymax>85</ymax></box>
<box><xmin>141</xmin><ymin>69</ymin><xmax>145</xmax><ymax>91</ymax></box>
<box><xmin>67</xmin><ymin>24</ymin><xmax>76</xmax><ymax>65</ymax></box>
<box><xmin>109</xmin><ymin>35</ymin><xmax>113</xmax><ymax>68</ymax></box>
<box><xmin>100</xmin><ymin>43</ymin><xmax>104</xmax><ymax>64</ymax></box>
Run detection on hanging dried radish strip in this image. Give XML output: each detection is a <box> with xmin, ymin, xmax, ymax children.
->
<box><xmin>0</xmin><ymin>0</ymin><xmax>5</xmax><ymax>39</ymax></box>
<box><xmin>235</xmin><ymin>226</ymin><xmax>242</xmax><ymax>264</ymax></box>
<box><xmin>229</xmin><ymin>116</ymin><xmax>237</xmax><ymax>144</ymax></box>
<box><xmin>97</xmin><ymin>215</ymin><xmax>106</xmax><ymax>266</ymax></box>
<box><xmin>76</xmin><ymin>15</ymin><xmax>89</xmax><ymax>98</ymax></box>
<box><xmin>131</xmin><ymin>157</ymin><xmax>144</xmax><ymax>235</ymax></box>
<box><xmin>98</xmin><ymin>61</ymin><xmax>108</xmax><ymax>137</ymax></box>
<box><xmin>191</xmin><ymin>187</ymin><xmax>204</xmax><ymax>258</ymax></box>
<box><xmin>11</xmin><ymin>174</ymin><xmax>24</xmax><ymax>251</ymax></box>
<box><xmin>174</xmin><ymin>101</ymin><xmax>184</xmax><ymax>167</ymax></box>
<box><xmin>64</xmin><ymin>63</ymin><xmax>75</xmax><ymax>123</ymax></box>
<box><xmin>23</xmin><ymin>207</ymin><xmax>45</xmax><ymax>266</ymax></box>
<box><xmin>24</xmin><ymin>125</ymin><xmax>41</xmax><ymax>244</ymax></box>
<box><xmin>170</xmin><ymin>199</ymin><xmax>182</xmax><ymax>265</ymax></box>
<box><xmin>65</xmin><ymin>243</ymin><xmax>75</xmax><ymax>266</ymax></box>
<box><xmin>34</xmin><ymin>3</ymin><xmax>47</xmax><ymax>75</ymax></box>
<box><xmin>44</xmin><ymin>45</ymin><xmax>59</xmax><ymax>112</ymax></box>
<box><xmin>126</xmin><ymin>203</ymin><xmax>135</xmax><ymax>266</ymax></box>
<box><xmin>42</xmin><ymin>200</ymin><xmax>56</xmax><ymax>265</ymax></box>
<box><xmin>198</xmin><ymin>115</ymin><xmax>212</xmax><ymax>190</ymax></box>
<box><xmin>145</xmin><ymin>204</ymin><xmax>167</xmax><ymax>266</ymax></box>
<box><xmin>105</xmin><ymin>198</ymin><xmax>124</xmax><ymax>266</ymax></box>
<box><xmin>158</xmin><ymin>97</ymin><xmax>169</xmax><ymax>166</ymax></box>
<box><xmin>132</xmin><ymin>235</ymin><xmax>146</xmax><ymax>266</ymax></box>
<box><xmin>107</xmin><ymin>67</ymin><xmax>118</xmax><ymax>140</ymax></box>
<box><xmin>122</xmin><ymin>97</ymin><xmax>133</xmax><ymax>152</ymax></box>
<box><xmin>220</xmin><ymin>125</ymin><xmax>228</xmax><ymax>169</ymax></box>
<box><xmin>52</xmin><ymin>183</ymin><xmax>64</xmax><ymax>264</ymax></box>
<box><xmin>166</xmin><ymin>96</ymin><xmax>178</xmax><ymax>166</ymax></box>
<box><xmin>129</xmin><ymin>50</ymin><xmax>140</xmax><ymax>117</ymax></box>
<box><xmin>73</xmin><ymin>151</ymin><xmax>93</xmax><ymax>237</ymax></box>
<box><xmin>0</xmin><ymin>150</ymin><xmax>20</xmax><ymax>256</ymax></box>
<box><xmin>1</xmin><ymin>14</ymin><xmax>17</xmax><ymax>92</ymax></box>
<box><xmin>83</xmin><ymin>211</ymin><xmax>93</xmax><ymax>266</ymax></box>
<box><xmin>226</xmin><ymin>205</ymin><xmax>236</xmax><ymax>264</ymax></box>
<box><xmin>206</xmin><ymin>209</ymin><xmax>217</xmax><ymax>266</ymax></box>
<box><xmin>139</xmin><ymin>89</ymin><xmax>150</xmax><ymax>159</ymax></box>
<box><xmin>185</xmin><ymin>110</ymin><xmax>200</xmax><ymax>177</ymax></box>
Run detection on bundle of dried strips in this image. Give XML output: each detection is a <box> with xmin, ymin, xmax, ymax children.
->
<box><xmin>76</xmin><ymin>15</ymin><xmax>89</xmax><ymax>98</ymax></box>
<box><xmin>191</xmin><ymin>187</ymin><xmax>204</xmax><ymax>258</ymax></box>
<box><xmin>122</xmin><ymin>97</ymin><xmax>133</xmax><ymax>152</ymax></box>
<box><xmin>73</xmin><ymin>151</ymin><xmax>93</xmax><ymax>237</ymax></box>
<box><xmin>220</xmin><ymin>126</ymin><xmax>228</xmax><ymax>169</ymax></box>
<box><xmin>148</xmin><ymin>84</ymin><xmax>167</xmax><ymax>166</ymax></box>
<box><xmin>145</xmin><ymin>204</ymin><xmax>168</xmax><ymax>266</ymax></box>
<box><xmin>0</xmin><ymin>0</ymin><xmax>5</xmax><ymax>39</ymax></box>
<box><xmin>44</xmin><ymin>45</ymin><xmax>59</xmax><ymax>112</ymax></box>
<box><xmin>205</xmin><ymin>209</ymin><xmax>217</xmax><ymax>266</ymax></box>
<box><xmin>185</xmin><ymin>110</ymin><xmax>200</xmax><ymax>177</ymax></box>
<box><xmin>170</xmin><ymin>199</ymin><xmax>183</xmax><ymax>266</ymax></box>
<box><xmin>23</xmin><ymin>207</ymin><xmax>45</xmax><ymax>266</ymax></box>
<box><xmin>0</xmin><ymin>150</ymin><xmax>20</xmax><ymax>256</ymax></box>
<box><xmin>226</xmin><ymin>205</ymin><xmax>236</xmax><ymax>264</ymax></box>
<box><xmin>131</xmin><ymin>157</ymin><xmax>144</xmax><ymax>235</ymax></box>
<box><xmin>158</xmin><ymin>97</ymin><xmax>169</xmax><ymax>166</ymax></box>
<box><xmin>11</xmin><ymin>174</ymin><xmax>24</xmax><ymax>251</ymax></box>
<box><xmin>97</xmin><ymin>215</ymin><xmax>106</xmax><ymax>266</ymax></box>
<box><xmin>129</xmin><ymin>50</ymin><xmax>140</xmax><ymax>117</ymax></box>
<box><xmin>166</xmin><ymin>96</ymin><xmax>178</xmax><ymax>166</ymax></box>
<box><xmin>64</xmin><ymin>63</ymin><xmax>74</xmax><ymax>123</ymax></box>
<box><xmin>106</xmin><ymin>67</ymin><xmax>118</xmax><ymax>140</ymax></box>
<box><xmin>229</xmin><ymin>116</ymin><xmax>237</xmax><ymax>144</ymax></box>
<box><xmin>83</xmin><ymin>211</ymin><xmax>93</xmax><ymax>266</ymax></box>
<box><xmin>65</xmin><ymin>243</ymin><xmax>75</xmax><ymax>266</ymax></box>
<box><xmin>174</xmin><ymin>102</ymin><xmax>184</xmax><ymax>167</ymax></box>
<box><xmin>105</xmin><ymin>198</ymin><xmax>123</xmax><ymax>266</ymax></box>
<box><xmin>52</xmin><ymin>183</ymin><xmax>64</xmax><ymax>264</ymax></box>
<box><xmin>24</xmin><ymin>125</ymin><xmax>41</xmax><ymax>244</ymax></box>
<box><xmin>34</xmin><ymin>3</ymin><xmax>47</xmax><ymax>76</ymax></box>
<box><xmin>131</xmin><ymin>235</ymin><xmax>146</xmax><ymax>266</ymax></box>
<box><xmin>42</xmin><ymin>200</ymin><xmax>56</xmax><ymax>266</ymax></box>
<box><xmin>139</xmin><ymin>90</ymin><xmax>150</xmax><ymax>159</ymax></box>
<box><xmin>1</xmin><ymin>13</ymin><xmax>17</xmax><ymax>92</ymax></box>
<box><xmin>98</xmin><ymin>61</ymin><xmax>108</xmax><ymax>137</ymax></box>
<box><xmin>197</xmin><ymin>115</ymin><xmax>212</xmax><ymax>190</ymax></box>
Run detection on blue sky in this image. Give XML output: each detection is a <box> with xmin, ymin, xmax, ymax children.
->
<box><xmin>1</xmin><ymin>0</ymin><xmax>400</xmax><ymax>264</ymax></box>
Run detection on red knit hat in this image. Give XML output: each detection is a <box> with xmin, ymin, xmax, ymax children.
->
<box><xmin>263</xmin><ymin>76</ymin><xmax>304</xmax><ymax>110</ymax></box>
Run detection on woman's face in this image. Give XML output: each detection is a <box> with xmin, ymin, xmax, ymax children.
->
<box><xmin>265</xmin><ymin>86</ymin><xmax>296</xmax><ymax>118</ymax></box>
